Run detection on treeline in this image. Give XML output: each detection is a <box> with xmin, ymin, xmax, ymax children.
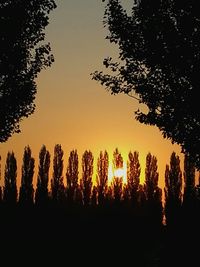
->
<box><xmin>0</xmin><ymin>144</ymin><xmax>200</xmax><ymax>228</ymax></box>
<box><xmin>1</xmin><ymin>144</ymin><xmax>200</xmax><ymax>266</ymax></box>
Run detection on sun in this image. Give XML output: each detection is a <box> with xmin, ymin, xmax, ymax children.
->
<box><xmin>114</xmin><ymin>168</ymin><xmax>124</xmax><ymax>178</ymax></box>
<box><xmin>108</xmin><ymin>162</ymin><xmax>127</xmax><ymax>184</ymax></box>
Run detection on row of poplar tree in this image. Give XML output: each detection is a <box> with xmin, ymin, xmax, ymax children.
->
<box><xmin>0</xmin><ymin>144</ymin><xmax>199</xmax><ymax>227</ymax></box>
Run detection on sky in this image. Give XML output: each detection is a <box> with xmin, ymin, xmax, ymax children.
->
<box><xmin>0</xmin><ymin>0</ymin><xmax>183</xmax><ymax>190</ymax></box>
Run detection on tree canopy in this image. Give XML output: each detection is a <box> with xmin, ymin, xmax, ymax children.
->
<box><xmin>92</xmin><ymin>0</ymin><xmax>200</xmax><ymax>169</ymax></box>
<box><xmin>0</xmin><ymin>0</ymin><xmax>57</xmax><ymax>142</ymax></box>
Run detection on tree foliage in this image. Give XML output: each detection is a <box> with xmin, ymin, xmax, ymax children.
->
<box><xmin>3</xmin><ymin>151</ymin><xmax>17</xmax><ymax>205</ymax></box>
<box><xmin>92</xmin><ymin>0</ymin><xmax>200</xmax><ymax>169</ymax></box>
<box><xmin>66</xmin><ymin>149</ymin><xmax>79</xmax><ymax>204</ymax></box>
<box><xmin>164</xmin><ymin>152</ymin><xmax>182</xmax><ymax>226</ymax></box>
<box><xmin>80</xmin><ymin>150</ymin><xmax>93</xmax><ymax>206</ymax></box>
<box><xmin>144</xmin><ymin>153</ymin><xmax>159</xmax><ymax>202</ymax></box>
<box><xmin>96</xmin><ymin>150</ymin><xmax>109</xmax><ymax>205</ymax></box>
<box><xmin>19</xmin><ymin>146</ymin><xmax>35</xmax><ymax>205</ymax></box>
<box><xmin>127</xmin><ymin>151</ymin><xmax>141</xmax><ymax>205</ymax></box>
<box><xmin>112</xmin><ymin>148</ymin><xmax>123</xmax><ymax>203</ymax></box>
<box><xmin>35</xmin><ymin>145</ymin><xmax>50</xmax><ymax>205</ymax></box>
<box><xmin>144</xmin><ymin>152</ymin><xmax>162</xmax><ymax>223</ymax></box>
<box><xmin>51</xmin><ymin>144</ymin><xmax>65</xmax><ymax>203</ymax></box>
<box><xmin>0</xmin><ymin>0</ymin><xmax>57</xmax><ymax>142</ymax></box>
<box><xmin>183</xmin><ymin>153</ymin><xmax>196</xmax><ymax>208</ymax></box>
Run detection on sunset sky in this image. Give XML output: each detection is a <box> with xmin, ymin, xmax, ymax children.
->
<box><xmin>0</xmin><ymin>0</ymin><xmax>183</xmax><ymax>190</ymax></box>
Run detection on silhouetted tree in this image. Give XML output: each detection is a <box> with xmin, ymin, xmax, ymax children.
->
<box><xmin>183</xmin><ymin>153</ymin><xmax>196</xmax><ymax>207</ymax></box>
<box><xmin>106</xmin><ymin>185</ymin><xmax>113</xmax><ymax>204</ymax></box>
<box><xmin>127</xmin><ymin>151</ymin><xmax>141</xmax><ymax>207</ymax></box>
<box><xmin>0</xmin><ymin>0</ymin><xmax>57</xmax><ymax>142</ymax></box>
<box><xmin>144</xmin><ymin>153</ymin><xmax>162</xmax><ymax>224</ymax></box>
<box><xmin>3</xmin><ymin>151</ymin><xmax>17</xmax><ymax>205</ymax></box>
<box><xmin>112</xmin><ymin>148</ymin><xmax>123</xmax><ymax>203</ymax></box>
<box><xmin>19</xmin><ymin>146</ymin><xmax>35</xmax><ymax>206</ymax></box>
<box><xmin>74</xmin><ymin>185</ymin><xmax>83</xmax><ymax>206</ymax></box>
<box><xmin>0</xmin><ymin>187</ymin><xmax>2</xmax><ymax>204</ymax></box>
<box><xmin>182</xmin><ymin>153</ymin><xmax>197</xmax><ymax>226</ymax></box>
<box><xmin>0</xmin><ymin>156</ymin><xmax>2</xmax><ymax>203</ymax></box>
<box><xmin>195</xmin><ymin>172</ymin><xmax>200</xmax><ymax>201</ymax></box>
<box><xmin>66</xmin><ymin>150</ymin><xmax>79</xmax><ymax>205</ymax></box>
<box><xmin>91</xmin><ymin>186</ymin><xmax>97</xmax><ymax>206</ymax></box>
<box><xmin>92</xmin><ymin>0</ymin><xmax>200</xmax><ymax>170</ymax></box>
<box><xmin>96</xmin><ymin>150</ymin><xmax>109</xmax><ymax>205</ymax></box>
<box><xmin>164</xmin><ymin>152</ymin><xmax>182</xmax><ymax>227</ymax></box>
<box><xmin>35</xmin><ymin>145</ymin><xmax>50</xmax><ymax>206</ymax></box>
<box><xmin>80</xmin><ymin>150</ymin><xmax>93</xmax><ymax>206</ymax></box>
<box><xmin>51</xmin><ymin>144</ymin><xmax>65</xmax><ymax>203</ymax></box>
<box><xmin>123</xmin><ymin>184</ymin><xmax>129</xmax><ymax>204</ymax></box>
<box><xmin>138</xmin><ymin>184</ymin><xmax>146</xmax><ymax>210</ymax></box>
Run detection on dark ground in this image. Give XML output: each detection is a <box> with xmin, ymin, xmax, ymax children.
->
<box><xmin>0</xmin><ymin>205</ymin><xmax>199</xmax><ymax>266</ymax></box>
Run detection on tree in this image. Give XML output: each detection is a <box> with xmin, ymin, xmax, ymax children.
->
<box><xmin>66</xmin><ymin>149</ymin><xmax>79</xmax><ymax>204</ymax></box>
<box><xmin>35</xmin><ymin>145</ymin><xmax>51</xmax><ymax>205</ymax></box>
<box><xmin>51</xmin><ymin>144</ymin><xmax>65</xmax><ymax>203</ymax></box>
<box><xmin>92</xmin><ymin>0</ymin><xmax>200</xmax><ymax>169</ymax></box>
<box><xmin>96</xmin><ymin>150</ymin><xmax>109</xmax><ymax>205</ymax></box>
<box><xmin>144</xmin><ymin>152</ymin><xmax>162</xmax><ymax>224</ymax></box>
<box><xmin>182</xmin><ymin>153</ymin><xmax>196</xmax><ymax>214</ymax></box>
<box><xmin>144</xmin><ymin>153</ymin><xmax>159</xmax><ymax>202</ymax></box>
<box><xmin>164</xmin><ymin>152</ymin><xmax>182</xmax><ymax>227</ymax></box>
<box><xmin>127</xmin><ymin>151</ymin><xmax>141</xmax><ymax>207</ymax></box>
<box><xmin>0</xmin><ymin>0</ymin><xmax>57</xmax><ymax>142</ymax></box>
<box><xmin>112</xmin><ymin>148</ymin><xmax>123</xmax><ymax>203</ymax></box>
<box><xmin>3</xmin><ymin>151</ymin><xmax>17</xmax><ymax>205</ymax></box>
<box><xmin>91</xmin><ymin>185</ymin><xmax>97</xmax><ymax>206</ymax></box>
<box><xmin>0</xmin><ymin>156</ymin><xmax>2</xmax><ymax>203</ymax></box>
<box><xmin>80</xmin><ymin>150</ymin><xmax>93</xmax><ymax>206</ymax></box>
<box><xmin>19</xmin><ymin>146</ymin><xmax>35</xmax><ymax>206</ymax></box>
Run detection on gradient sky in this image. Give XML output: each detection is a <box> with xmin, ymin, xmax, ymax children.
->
<box><xmin>0</xmin><ymin>0</ymin><xmax>183</xmax><ymax>190</ymax></box>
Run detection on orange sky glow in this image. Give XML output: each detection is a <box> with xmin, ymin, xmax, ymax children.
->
<box><xmin>0</xmin><ymin>0</ymin><xmax>183</xmax><ymax>192</ymax></box>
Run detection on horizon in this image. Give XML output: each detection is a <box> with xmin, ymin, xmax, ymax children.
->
<box><xmin>0</xmin><ymin>144</ymin><xmax>186</xmax><ymax>195</ymax></box>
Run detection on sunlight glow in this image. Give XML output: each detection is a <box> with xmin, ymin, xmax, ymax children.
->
<box><xmin>114</xmin><ymin>168</ymin><xmax>124</xmax><ymax>178</ymax></box>
<box><xmin>108</xmin><ymin>164</ymin><xmax>113</xmax><ymax>185</ymax></box>
<box><xmin>108</xmin><ymin>162</ymin><xmax>127</xmax><ymax>185</ymax></box>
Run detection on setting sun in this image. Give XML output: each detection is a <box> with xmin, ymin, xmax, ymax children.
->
<box><xmin>114</xmin><ymin>168</ymin><xmax>124</xmax><ymax>178</ymax></box>
<box><xmin>108</xmin><ymin>162</ymin><xmax>127</xmax><ymax>184</ymax></box>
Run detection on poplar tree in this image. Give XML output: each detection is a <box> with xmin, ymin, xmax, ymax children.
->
<box><xmin>183</xmin><ymin>153</ymin><xmax>196</xmax><ymax>207</ymax></box>
<box><xmin>96</xmin><ymin>150</ymin><xmax>109</xmax><ymax>205</ymax></box>
<box><xmin>127</xmin><ymin>151</ymin><xmax>141</xmax><ymax>207</ymax></box>
<box><xmin>35</xmin><ymin>145</ymin><xmax>51</xmax><ymax>205</ymax></box>
<box><xmin>144</xmin><ymin>152</ymin><xmax>162</xmax><ymax>224</ymax></box>
<box><xmin>66</xmin><ymin>149</ymin><xmax>79</xmax><ymax>204</ymax></box>
<box><xmin>19</xmin><ymin>146</ymin><xmax>35</xmax><ymax>206</ymax></box>
<box><xmin>80</xmin><ymin>150</ymin><xmax>93</xmax><ymax>206</ymax></box>
<box><xmin>112</xmin><ymin>148</ymin><xmax>123</xmax><ymax>203</ymax></box>
<box><xmin>51</xmin><ymin>144</ymin><xmax>65</xmax><ymax>203</ymax></box>
<box><xmin>3</xmin><ymin>151</ymin><xmax>17</xmax><ymax>205</ymax></box>
<box><xmin>164</xmin><ymin>152</ymin><xmax>182</xmax><ymax>227</ymax></box>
